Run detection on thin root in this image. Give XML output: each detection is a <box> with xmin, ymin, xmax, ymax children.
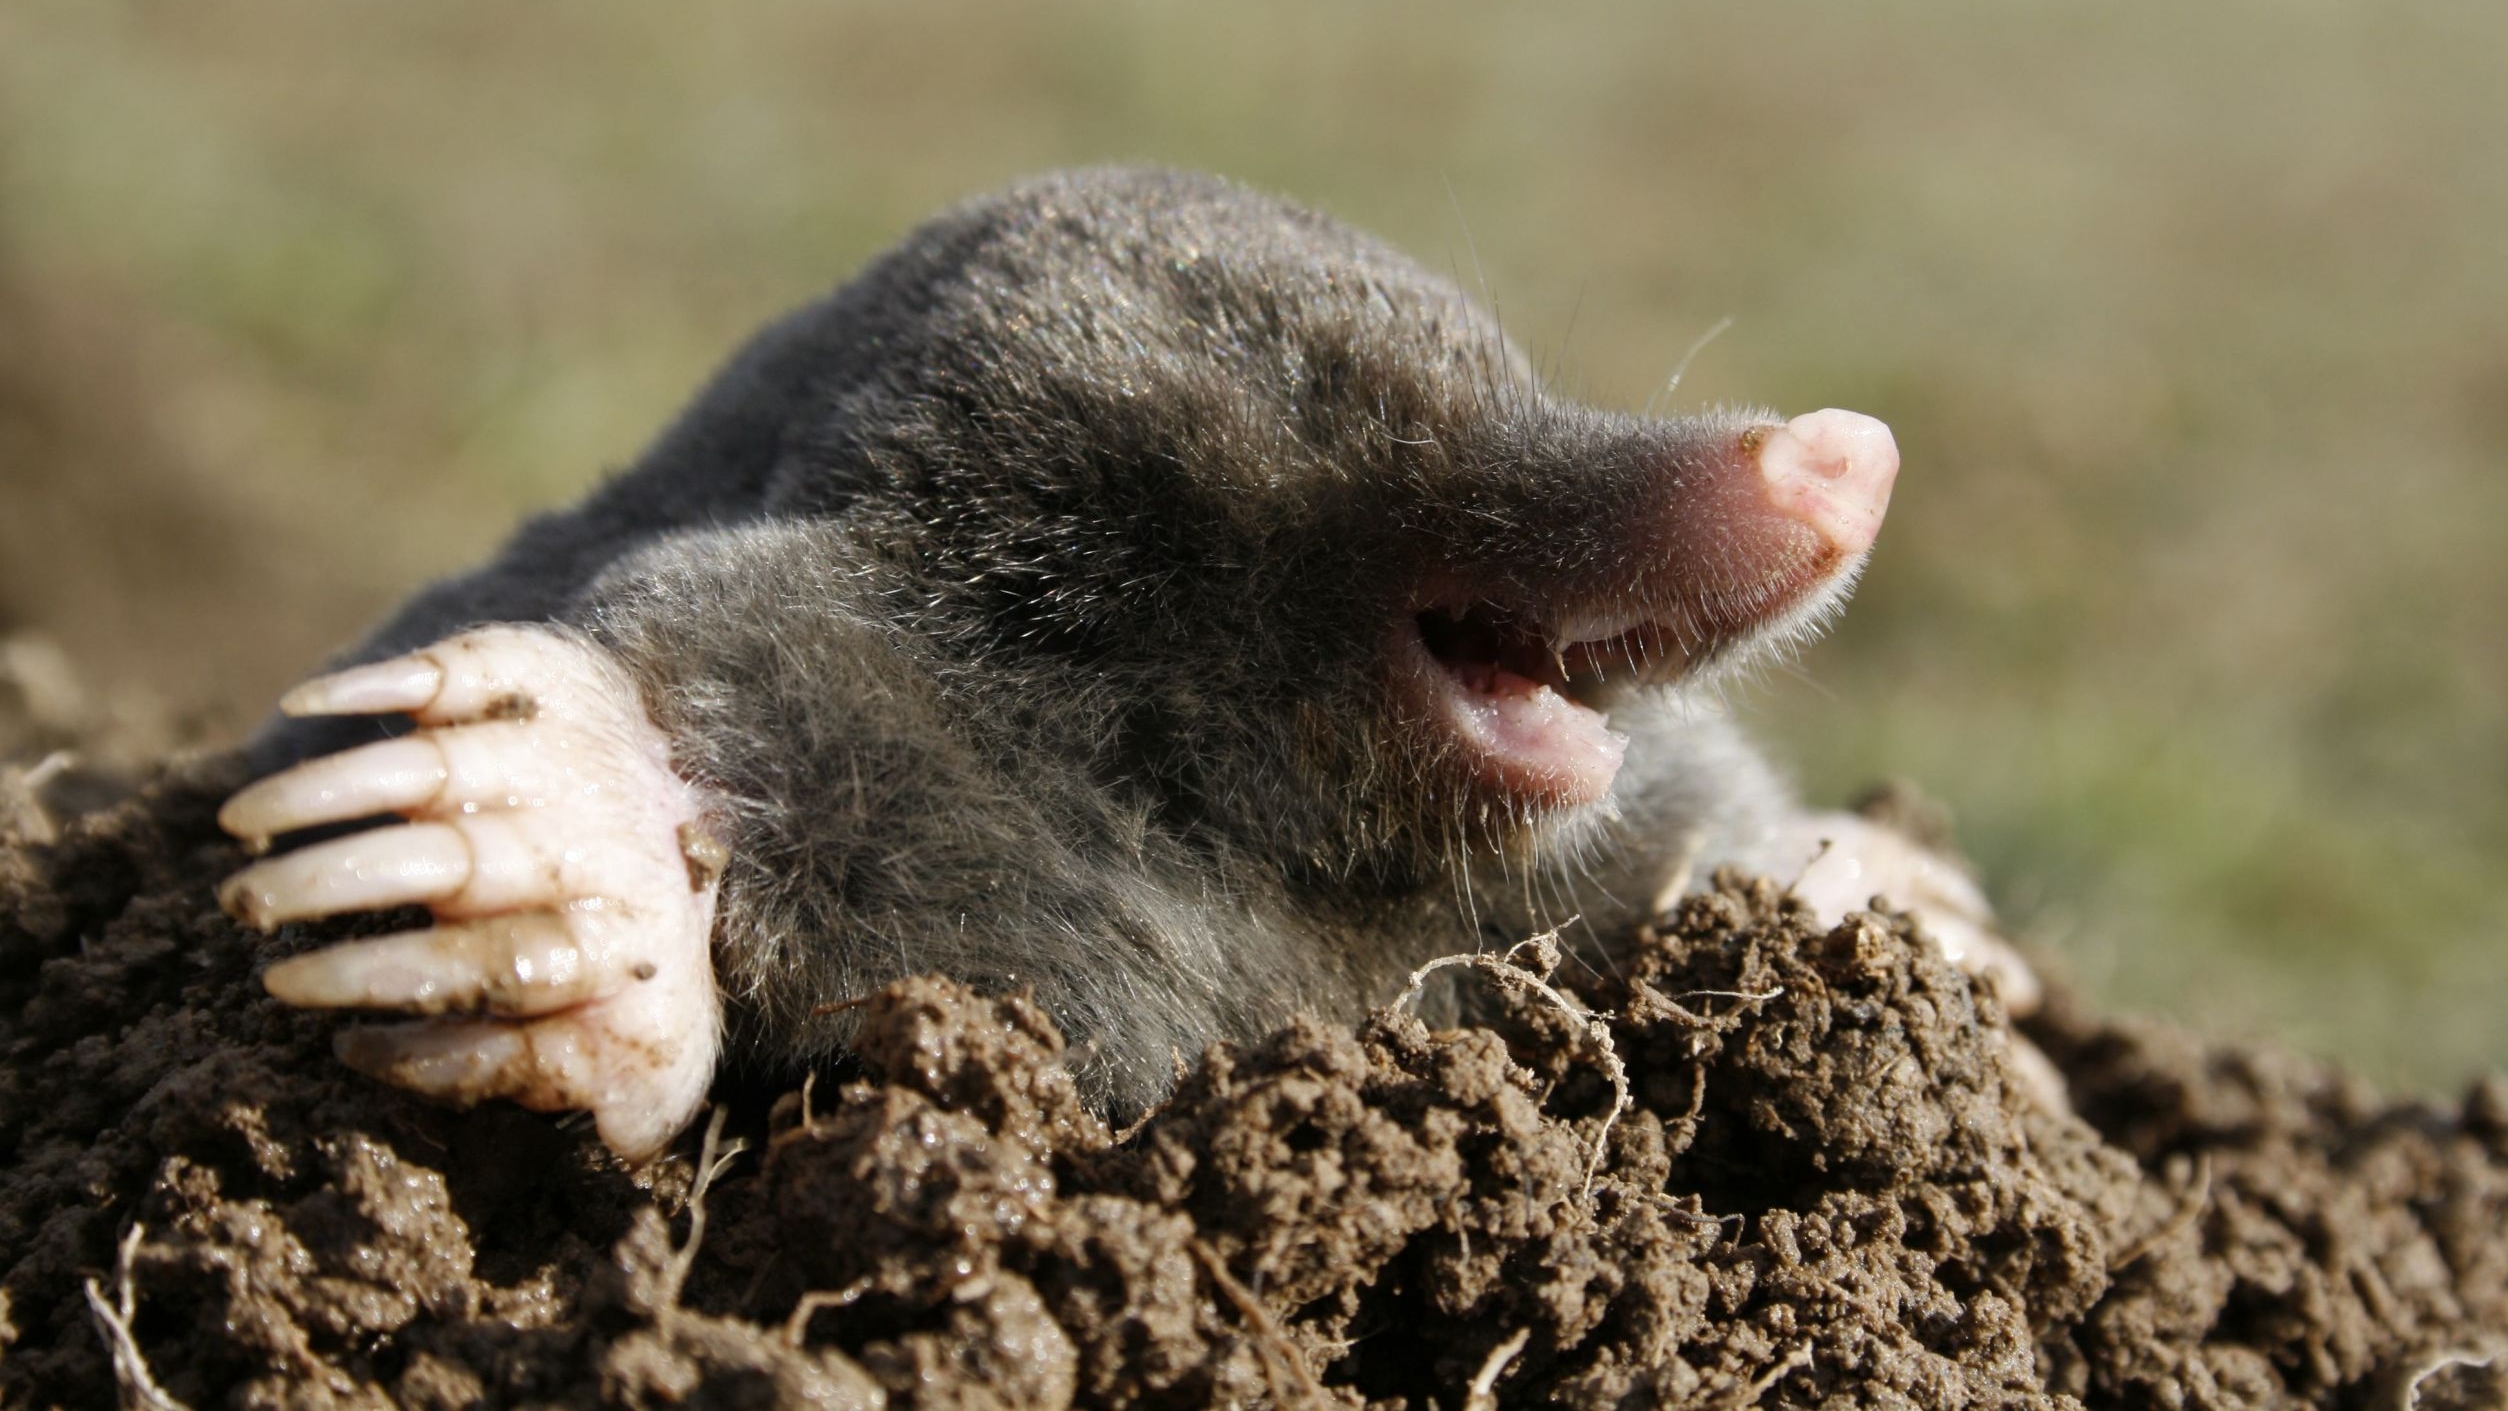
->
<box><xmin>1731</xmin><ymin>1342</ymin><xmax>1814</xmax><ymax>1408</ymax></box>
<box><xmin>82</xmin><ymin>1223</ymin><xmax>188</xmax><ymax>1411</ymax></box>
<box><xmin>660</xmin><ymin>1107</ymin><xmax>745</xmax><ymax>1308</ymax></box>
<box><xmin>783</xmin><ymin>1278</ymin><xmax>872</xmax><ymax>1348</ymax></box>
<box><xmin>2112</xmin><ymin>1155</ymin><xmax>2213</xmax><ymax>1271</ymax></box>
<box><xmin>1464</xmin><ymin>1326</ymin><xmax>1533</xmax><ymax>1411</ymax></box>
<box><xmin>1676</xmin><ymin>987</ymin><xmax>1785</xmax><ymax>1005</ymax></box>
<box><xmin>1391</xmin><ymin>926</ymin><xmax>1631</xmax><ymax>1199</ymax></box>
<box><xmin>1190</xmin><ymin>1239</ymin><xmax>1326</xmax><ymax>1405</ymax></box>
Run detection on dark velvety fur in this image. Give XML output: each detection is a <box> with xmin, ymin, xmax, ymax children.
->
<box><xmin>258</xmin><ymin>168</ymin><xmax>1816</xmax><ymax>1117</ymax></box>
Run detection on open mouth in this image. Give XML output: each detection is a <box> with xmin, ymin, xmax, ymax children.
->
<box><xmin>1408</xmin><ymin>601</ymin><xmax>1686</xmax><ymax>807</ymax></box>
<box><xmin>1394</xmin><ymin>408</ymin><xmax>1900</xmax><ymax>816</ymax></box>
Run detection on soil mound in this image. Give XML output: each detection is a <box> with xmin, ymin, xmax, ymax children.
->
<box><xmin>3</xmin><ymin>752</ymin><xmax>2503</xmax><ymax>1407</ymax></box>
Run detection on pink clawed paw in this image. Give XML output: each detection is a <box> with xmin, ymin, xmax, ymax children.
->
<box><xmin>219</xmin><ymin>625</ymin><xmax>721</xmax><ymax>1160</ymax></box>
<box><xmin>1785</xmin><ymin>810</ymin><xmax>2043</xmax><ymax>1016</ymax></box>
<box><xmin>1782</xmin><ymin>811</ymin><xmax>2063</xmax><ymax>1107</ymax></box>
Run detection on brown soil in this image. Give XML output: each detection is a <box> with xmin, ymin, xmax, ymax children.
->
<box><xmin>2</xmin><ymin>699</ymin><xmax>2503</xmax><ymax>1408</ymax></box>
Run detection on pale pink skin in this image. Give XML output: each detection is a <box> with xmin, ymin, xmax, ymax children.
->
<box><xmin>1779</xmin><ymin>811</ymin><xmax>2042</xmax><ymax>1015</ymax></box>
<box><xmin>220</xmin><ymin>407</ymin><xmax>2043</xmax><ymax>1160</ymax></box>
<box><xmin>1767</xmin><ymin>807</ymin><xmax>2055</xmax><ymax>1101</ymax></box>
<box><xmin>1756</xmin><ymin>407</ymin><xmax>1900</xmax><ymax>566</ymax></box>
<box><xmin>218</xmin><ymin>627</ymin><xmax>722</xmax><ymax>1161</ymax></box>
<box><xmin>1421</xmin><ymin>408</ymin><xmax>1904</xmax><ymax>808</ymax></box>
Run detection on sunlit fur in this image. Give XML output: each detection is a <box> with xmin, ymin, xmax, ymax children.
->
<box><xmin>256</xmin><ymin>168</ymin><xmax>1862</xmax><ymax>1118</ymax></box>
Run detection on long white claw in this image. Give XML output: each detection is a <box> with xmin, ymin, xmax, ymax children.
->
<box><xmin>218</xmin><ymin>823</ymin><xmax>471</xmax><ymax>930</ymax></box>
<box><xmin>378</xmin><ymin>628</ymin><xmax>629</xmax><ymax>728</ymax></box>
<box><xmin>336</xmin><ymin>1020</ymin><xmax>531</xmax><ymax>1103</ymax></box>
<box><xmin>336</xmin><ymin>998</ymin><xmax>716</xmax><ymax>1161</ymax></box>
<box><xmin>282</xmin><ymin>656</ymin><xmax>446</xmax><ymax>718</ymax></box>
<box><xmin>219</xmin><ymin>736</ymin><xmax>450</xmax><ymax>852</ymax></box>
<box><xmin>276</xmin><ymin>628</ymin><xmax>616</xmax><ymax>730</ymax></box>
<box><xmin>263</xmin><ymin>913</ymin><xmax>598</xmax><ymax>1017</ymax></box>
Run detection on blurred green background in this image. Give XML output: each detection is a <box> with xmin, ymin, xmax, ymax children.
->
<box><xmin>3</xmin><ymin>1</ymin><xmax>2500</xmax><ymax>1090</ymax></box>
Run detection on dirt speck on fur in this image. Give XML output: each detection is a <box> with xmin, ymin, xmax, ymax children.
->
<box><xmin>2</xmin><ymin>737</ymin><xmax>2503</xmax><ymax>1407</ymax></box>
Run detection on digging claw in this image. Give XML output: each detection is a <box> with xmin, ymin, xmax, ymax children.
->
<box><xmin>281</xmin><ymin>655</ymin><xmax>448</xmax><ymax>719</ymax></box>
<box><xmin>218</xmin><ymin>823</ymin><xmax>472</xmax><ymax>928</ymax></box>
<box><xmin>223</xmin><ymin>625</ymin><xmax>722</xmax><ymax>1162</ymax></box>
<box><xmin>219</xmin><ymin>736</ymin><xmax>452</xmax><ymax>847</ymax></box>
<box><xmin>262</xmin><ymin>913</ymin><xmax>597</xmax><ymax>1016</ymax></box>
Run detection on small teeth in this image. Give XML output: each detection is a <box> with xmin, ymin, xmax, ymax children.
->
<box><xmin>282</xmin><ymin>656</ymin><xmax>445</xmax><ymax>718</ymax></box>
<box><xmin>1549</xmin><ymin>609</ymin><xmax>1644</xmax><ymax>646</ymax></box>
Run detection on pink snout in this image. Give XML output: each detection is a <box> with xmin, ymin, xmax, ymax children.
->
<box><xmin>1754</xmin><ymin>408</ymin><xmax>1900</xmax><ymax>559</ymax></box>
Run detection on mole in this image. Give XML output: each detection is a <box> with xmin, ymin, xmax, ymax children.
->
<box><xmin>213</xmin><ymin>167</ymin><xmax>2034</xmax><ymax>1159</ymax></box>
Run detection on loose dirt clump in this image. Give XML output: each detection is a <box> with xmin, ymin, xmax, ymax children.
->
<box><xmin>2</xmin><ymin>751</ymin><xmax>2503</xmax><ymax>1407</ymax></box>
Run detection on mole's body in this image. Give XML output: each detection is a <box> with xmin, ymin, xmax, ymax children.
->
<box><xmin>217</xmin><ymin>168</ymin><xmax>2022</xmax><ymax>1158</ymax></box>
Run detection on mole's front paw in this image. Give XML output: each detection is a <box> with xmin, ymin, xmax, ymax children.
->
<box><xmin>1781</xmin><ymin>811</ymin><xmax>2070</xmax><ymax>1109</ymax></box>
<box><xmin>218</xmin><ymin>625</ymin><xmax>721</xmax><ymax>1161</ymax></box>
<box><xmin>1785</xmin><ymin>811</ymin><xmax>2042</xmax><ymax>1016</ymax></box>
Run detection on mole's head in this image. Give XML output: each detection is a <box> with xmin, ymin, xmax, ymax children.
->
<box><xmin>797</xmin><ymin>168</ymin><xmax>1897</xmax><ymax>887</ymax></box>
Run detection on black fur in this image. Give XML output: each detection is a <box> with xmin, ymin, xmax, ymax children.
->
<box><xmin>261</xmin><ymin>168</ymin><xmax>1821</xmax><ymax>1116</ymax></box>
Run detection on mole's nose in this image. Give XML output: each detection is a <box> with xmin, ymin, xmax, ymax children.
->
<box><xmin>1753</xmin><ymin>408</ymin><xmax>1899</xmax><ymax>559</ymax></box>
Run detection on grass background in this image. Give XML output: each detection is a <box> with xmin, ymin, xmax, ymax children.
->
<box><xmin>3</xmin><ymin>1</ymin><xmax>2500</xmax><ymax>1090</ymax></box>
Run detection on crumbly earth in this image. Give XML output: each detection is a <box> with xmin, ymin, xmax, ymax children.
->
<box><xmin>3</xmin><ymin>714</ymin><xmax>2504</xmax><ymax>1407</ymax></box>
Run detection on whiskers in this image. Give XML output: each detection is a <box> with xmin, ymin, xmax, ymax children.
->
<box><xmin>1643</xmin><ymin>316</ymin><xmax>1737</xmax><ymax>420</ymax></box>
